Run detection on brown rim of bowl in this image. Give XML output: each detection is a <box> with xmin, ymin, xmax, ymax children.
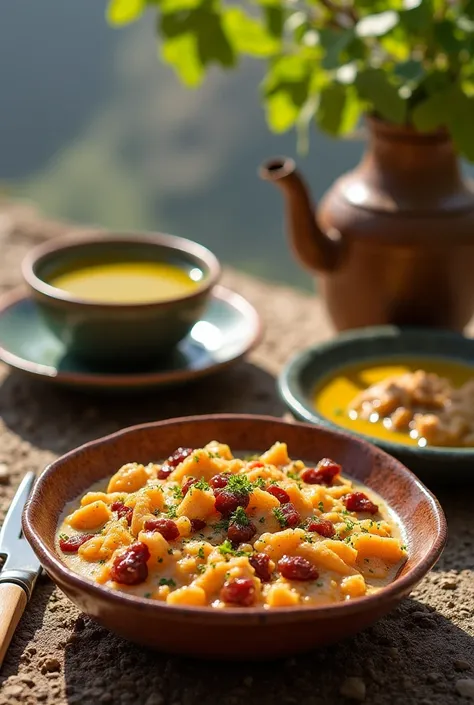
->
<box><xmin>22</xmin><ymin>414</ymin><xmax>447</xmax><ymax>624</ymax></box>
<box><xmin>21</xmin><ymin>231</ymin><xmax>222</xmax><ymax>310</ymax></box>
<box><xmin>0</xmin><ymin>286</ymin><xmax>263</xmax><ymax>388</ymax></box>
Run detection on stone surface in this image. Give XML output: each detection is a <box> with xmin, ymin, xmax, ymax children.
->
<box><xmin>340</xmin><ymin>677</ymin><xmax>366</xmax><ymax>701</ymax></box>
<box><xmin>0</xmin><ymin>202</ymin><xmax>473</xmax><ymax>704</ymax></box>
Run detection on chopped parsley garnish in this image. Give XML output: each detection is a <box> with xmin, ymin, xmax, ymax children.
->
<box><xmin>170</xmin><ymin>485</ymin><xmax>183</xmax><ymax>501</ymax></box>
<box><xmin>207</xmin><ymin>451</ymin><xmax>220</xmax><ymax>459</ymax></box>
<box><xmin>153</xmin><ymin>508</ymin><xmax>161</xmax><ymax>516</ymax></box>
<box><xmin>197</xmin><ymin>546</ymin><xmax>205</xmax><ymax>559</ymax></box>
<box><xmin>218</xmin><ymin>539</ymin><xmax>235</xmax><ymax>556</ymax></box>
<box><xmin>59</xmin><ymin>533</ymin><xmax>69</xmax><ymax>541</ymax></box>
<box><xmin>193</xmin><ymin>454</ymin><xmax>200</xmax><ymax>463</ymax></box>
<box><xmin>344</xmin><ymin>518</ymin><xmax>355</xmax><ymax>531</ymax></box>
<box><xmin>144</xmin><ymin>592</ymin><xmax>152</xmax><ymax>598</ymax></box>
<box><xmin>244</xmin><ymin>454</ymin><xmax>259</xmax><ymax>461</ymax></box>
<box><xmin>194</xmin><ymin>477</ymin><xmax>210</xmax><ymax>491</ymax></box>
<box><xmin>226</xmin><ymin>474</ymin><xmax>253</xmax><ymax>495</ymax></box>
<box><xmin>316</xmin><ymin>581</ymin><xmax>323</xmax><ymax>587</ymax></box>
<box><xmin>273</xmin><ymin>506</ymin><xmax>288</xmax><ymax>528</ymax></box>
<box><xmin>211</xmin><ymin>518</ymin><xmax>229</xmax><ymax>533</ymax></box>
<box><xmin>259</xmin><ymin>517</ymin><xmax>265</xmax><ymax>524</ymax></box>
<box><xmin>286</xmin><ymin>470</ymin><xmax>300</xmax><ymax>481</ymax></box>
<box><xmin>318</xmin><ymin>501</ymin><xmax>324</xmax><ymax>512</ymax></box>
<box><xmin>252</xmin><ymin>477</ymin><xmax>266</xmax><ymax>489</ymax></box>
<box><xmin>230</xmin><ymin>506</ymin><xmax>250</xmax><ymax>526</ymax></box>
<box><xmin>158</xmin><ymin>578</ymin><xmax>176</xmax><ymax>587</ymax></box>
<box><xmin>401</xmin><ymin>544</ymin><xmax>407</xmax><ymax>551</ymax></box>
<box><xmin>217</xmin><ymin>540</ymin><xmax>249</xmax><ymax>558</ymax></box>
<box><xmin>166</xmin><ymin>505</ymin><xmax>178</xmax><ymax>519</ymax></box>
<box><xmin>197</xmin><ymin>564</ymin><xmax>206</xmax><ymax>574</ymax></box>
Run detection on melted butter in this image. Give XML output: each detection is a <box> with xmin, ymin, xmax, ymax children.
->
<box><xmin>314</xmin><ymin>356</ymin><xmax>474</xmax><ymax>447</ymax></box>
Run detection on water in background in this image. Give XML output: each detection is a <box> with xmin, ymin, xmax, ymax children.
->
<box><xmin>3</xmin><ymin>1</ymin><xmax>470</xmax><ymax>289</ymax></box>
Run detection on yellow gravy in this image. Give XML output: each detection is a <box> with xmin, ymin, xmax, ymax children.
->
<box><xmin>49</xmin><ymin>261</ymin><xmax>200</xmax><ymax>304</ymax></box>
<box><xmin>314</xmin><ymin>357</ymin><xmax>474</xmax><ymax>447</ymax></box>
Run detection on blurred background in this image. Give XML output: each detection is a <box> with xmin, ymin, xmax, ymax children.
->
<box><xmin>0</xmin><ymin>0</ymin><xmax>420</xmax><ymax>290</ymax></box>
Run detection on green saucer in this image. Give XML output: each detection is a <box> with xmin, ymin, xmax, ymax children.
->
<box><xmin>278</xmin><ymin>326</ymin><xmax>474</xmax><ymax>486</ymax></box>
<box><xmin>0</xmin><ymin>286</ymin><xmax>261</xmax><ymax>392</ymax></box>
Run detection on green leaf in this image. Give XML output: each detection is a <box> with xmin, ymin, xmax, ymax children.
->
<box><xmin>355</xmin><ymin>68</ymin><xmax>407</xmax><ymax>124</ymax></box>
<box><xmin>158</xmin><ymin>0</ymin><xmax>202</xmax><ymax>12</ymax></box>
<box><xmin>411</xmin><ymin>89</ymin><xmax>451</xmax><ymax>131</ymax></box>
<box><xmin>354</xmin><ymin>0</ymin><xmax>404</xmax><ymax>8</ymax></box>
<box><xmin>318</xmin><ymin>28</ymin><xmax>354</xmax><ymax>70</ymax></box>
<box><xmin>446</xmin><ymin>86</ymin><xmax>474</xmax><ymax>161</ymax></box>
<box><xmin>380</xmin><ymin>28</ymin><xmax>411</xmax><ymax>60</ymax></box>
<box><xmin>394</xmin><ymin>59</ymin><xmax>424</xmax><ymax>84</ymax></box>
<box><xmin>464</xmin><ymin>0</ymin><xmax>474</xmax><ymax>19</ymax></box>
<box><xmin>285</xmin><ymin>11</ymin><xmax>309</xmax><ymax>42</ymax></box>
<box><xmin>265</xmin><ymin>91</ymin><xmax>300</xmax><ymax>132</ymax></box>
<box><xmin>160</xmin><ymin>6</ymin><xmax>235</xmax><ymax>86</ymax></box>
<box><xmin>107</xmin><ymin>0</ymin><xmax>145</xmax><ymax>25</ymax></box>
<box><xmin>316</xmin><ymin>84</ymin><xmax>361</xmax><ymax>136</ymax></box>
<box><xmin>399</xmin><ymin>0</ymin><xmax>433</xmax><ymax>33</ymax></box>
<box><xmin>262</xmin><ymin>55</ymin><xmax>312</xmax><ymax>133</ymax></box>
<box><xmin>263</xmin><ymin>54</ymin><xmax>312</xmax><ymax>94</ymax></box>
<box><xmin>264</xmin><ymin>6</ymin><xmax>284</xmax><ymax>39</ymax></box>
<box><xmin>161</xmin><ymin>34</ymin><xmax>204</xmax><ymax>86</ymax></box>
<box><xmin>422</xmin><ymin>70</ymin><xmax>452</xmax><ymax>96</ymax></box>
<box><xmin>355</xmin><ymin>11</ymin><xmax>398</xmax><ymax>38</ymax></box>
<box><xmin>222</xmin><ymin>7</ymin><xmax>280</xmax><ymax>57</ymax></box>
<box><xmin>433</xmin><ymin>20</ymin><xmax>466</xmax><ymax>55</ymax></box>
<box><xmin>316</xmin><ymin>84</ymin><xmax>347</xmax><ymax>135</ymax></box>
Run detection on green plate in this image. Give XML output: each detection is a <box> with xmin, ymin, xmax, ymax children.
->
<box><xmin>279</xmin><ymin>326</ymin><xmax>474</xmax><ymax>486</ymax></box>
<box><xmin>0</xmin><ymin>286</ymin><xmax>261</xmax><ymax>392</ymax></box>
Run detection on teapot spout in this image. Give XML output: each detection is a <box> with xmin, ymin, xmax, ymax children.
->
<box><xmin>259</xmin><ymin>157</ymin><xmax>341</xmax><ymax>273</ymax></box>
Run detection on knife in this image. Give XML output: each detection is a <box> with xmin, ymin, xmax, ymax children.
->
<box><xmin>0</xmin><ymin>472</ymin><xmax>41</xmax><ymax>669</ymax></box>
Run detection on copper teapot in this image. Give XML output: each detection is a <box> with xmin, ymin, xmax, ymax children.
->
<box><xmin>261</xmin><ymin>118</ymin><xmax>474</xmax><ymax>332</ymax></box>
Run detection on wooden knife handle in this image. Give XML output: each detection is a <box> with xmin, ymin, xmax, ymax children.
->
<box><xmin>0</xmin><ymin>583</ymin><xmax>28</xmax><ymax>669</ymax></box>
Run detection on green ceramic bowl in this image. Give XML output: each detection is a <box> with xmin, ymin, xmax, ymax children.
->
<box><xmin>279</xmin><ymin>326</ymin><xmax>474</xmax><ymax>486</ymax></box>
<box><xmin>22</xmin><ymin>232</ymin><xmax>221</xmax><ymax>368</ymax></box>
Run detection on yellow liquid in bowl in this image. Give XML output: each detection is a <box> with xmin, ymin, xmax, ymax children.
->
<box><xmin>49</xmin><ymin>262</ymin><xmax>200</xmax><ymax>304</ymax></box>
<box><xmin>314</xmin><ymin>357</ymin><xmax>474</xmax><ymax>447</ymax></box>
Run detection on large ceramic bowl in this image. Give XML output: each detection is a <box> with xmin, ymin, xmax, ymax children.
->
<box><xmin>22</xmin><ymin>232</ymin><xmax>221</xmax><ymax>367</ymax></box>
<box><xmin>23</xmin><ymin>414</ymin><xmax>446</xmax><ymax>659</ymax></box>
<box><xmin>279</xmin><ymin>326</ymin><xmax>474</xmax><ymax>486</ymax></box>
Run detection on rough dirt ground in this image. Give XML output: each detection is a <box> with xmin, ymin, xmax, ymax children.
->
<box><xmin>0</xmin><ymin>204</ymin><xmax>473</xmax><ymax>704</ymax></box>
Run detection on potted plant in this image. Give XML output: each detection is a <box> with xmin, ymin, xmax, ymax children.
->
<box><xmin>106</xmin><ymin>0</ymin><xmax>474</xmax><ymax>332</ymax></box>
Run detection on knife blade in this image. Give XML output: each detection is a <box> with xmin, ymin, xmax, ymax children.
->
<box><xmin>0</xmin><ymin>472</ymin><xmax>41</xmax><ymax>595</ymax></box>
<box><xmin>0</xmin><ymin>472</ymin><xmax>41</xmax><ymax>668</ymax></box>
